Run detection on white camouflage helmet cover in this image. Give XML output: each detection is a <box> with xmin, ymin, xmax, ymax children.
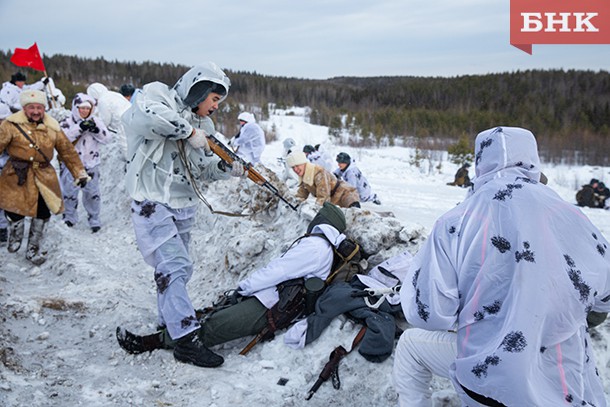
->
<box><xmin>173</xmin><ymin>62</ymin><xmax>231</xmax><ymax>107</ymax></box>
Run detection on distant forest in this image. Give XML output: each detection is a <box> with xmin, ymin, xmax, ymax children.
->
<box><xmin>1</xmin><ymin>50</ymin><xmax>608</xmax><ymax>165</ymax></box>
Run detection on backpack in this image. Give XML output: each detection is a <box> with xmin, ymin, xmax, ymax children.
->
<box><xmin>306</xmin><ymin>233</ymin><xmax>364</xmax><ymax>284</ymax></box>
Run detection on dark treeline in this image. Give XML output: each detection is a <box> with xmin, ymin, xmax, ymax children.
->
<box><xmin>1</xmin><ymin>50</ymin><xmax>608</xmax><ymax>165</ymax></box>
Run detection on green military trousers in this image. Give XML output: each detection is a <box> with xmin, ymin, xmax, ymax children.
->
<box><xmin>162</xmin><ymin>297</ymin><xmax>269</xmax><ymax>348</ymax></box>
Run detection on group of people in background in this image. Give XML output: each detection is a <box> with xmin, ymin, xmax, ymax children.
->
<box><xmin>1</xmin><ymin>64</ymin><xmax>609</xmax><ymax>407</ymax></box>
<box><xmin>576</xmin><ymin>178</ymin><xmax>609</xmax><ymax>209</ymax></box>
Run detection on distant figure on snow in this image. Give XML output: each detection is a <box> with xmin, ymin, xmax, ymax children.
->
<box><xmin>229</xmin><ymin>112</ymin><xmax>265</xmax><ymax>164</ymax></box>
<box><xmin>286</xmin><ymin>151</ymin><xmax>360</xmax><ymax>208</ymax></box>
<box><xmin>333</xmin><ymin>152</ymin><xmax>381</xmax><ymax>205</ymax></box>
<box><xmin>447</xmin><ymin>162</ymin><xmax>472</xmax><ymax>188</ymax></box>
<box><xmin>59</xmin><ymin>93</ymin><xmax>112</xmax><ymax>233</ymax></box>
<box><xmin>576</xmin><ymin>178</ymin><xmax>609</xmax><ymax>209</ymax></box>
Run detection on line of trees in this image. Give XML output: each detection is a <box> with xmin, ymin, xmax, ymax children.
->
<box><xmin>1</xmin><ymin>50</ymin><xmax>608</xmax><ymax>165</ymax></box>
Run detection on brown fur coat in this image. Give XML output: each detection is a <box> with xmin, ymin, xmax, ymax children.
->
<box><xmin>0</xmin><ymin>111</ymin><xmax>86</xmax><ymax>217</ymax></box>
<box><xmin>295</xmin><ymin>162</ymin><xmax>359</xmax><ymax>208</ymax></box>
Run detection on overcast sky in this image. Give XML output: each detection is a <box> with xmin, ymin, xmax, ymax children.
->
<box><xmin>1</xmin><ymin>0</ymin><xmax>608</xmax><ymax>79</ymax></box>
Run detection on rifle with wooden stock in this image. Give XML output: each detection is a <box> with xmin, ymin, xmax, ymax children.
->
<box><xmin>305</xmin><ymin>326</ymin><xmax>367</xmax><ymax>400</ymax></box>
<box><xmin>206</xmin><ymin>133</ymin><xmax>298</xmax><ymax>211</ymax></box>
<box><xmin>239</xmin><ymin>279</ymin><xmax>306</xmax><ymax>355</ymax></box>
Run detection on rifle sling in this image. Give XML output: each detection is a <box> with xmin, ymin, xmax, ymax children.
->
<box><xmin>177</xmin><ymin>140</ymin><xmax>248</xmax><ymax>218</ymax></box>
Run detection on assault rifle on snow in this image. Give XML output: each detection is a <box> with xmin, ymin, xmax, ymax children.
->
<box><xmin>305</xmin><ymin>326</ymin><xmax>367</xmax><ymax>400</ymax></box>
<box><xmin>206</xmin><ymin>134</ymin><xmax>298</xmax><ymax>211</ymax></box>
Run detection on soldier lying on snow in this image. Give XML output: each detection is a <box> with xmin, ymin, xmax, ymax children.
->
<box><xmin>117</xmin><ymin>202</ymin><xmax>410</xmax><ymax>367</ymax></box>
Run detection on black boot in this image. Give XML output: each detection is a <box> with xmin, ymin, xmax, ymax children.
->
<box><xmin>173</xmin><ymin>331</ymin><xmax>224</xmax><ymax>368</ymax></box>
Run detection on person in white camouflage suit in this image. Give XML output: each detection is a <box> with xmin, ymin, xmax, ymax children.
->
<box><xmin>59</xmin><ymin>93</ymin><xmax>112</xmax><ymax>232</ymax></box>
<box><xmin>333</xmin><ymin>152</ymin><xmax>381</xmax><ymax>205</ymax></box>
<box><xmin>122</xmin><ymin>62</ymin><xmax>245</xmax><ymax>369</ymax></box>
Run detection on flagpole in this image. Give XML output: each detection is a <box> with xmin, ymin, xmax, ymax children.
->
<box><xmin>42</xmin><ymin>69</ymin><xmax>57</xmax><ymax>110</ymax></box>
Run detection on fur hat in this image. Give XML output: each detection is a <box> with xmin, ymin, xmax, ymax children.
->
<box><xmin>19</xmin><ymin>90</ymin><xmax>46</xmax><ymax>107</ymax></box>
<box><xmin>11</xmin><ymin>72</ymin><xmax>26</xmax><ymax>84</ymax></box>
<box><xmin>286</xmin><ymin>151</ymin><xmax>308</xmax><ymax>167</ymax></box>
<box><xmin>307</xmin><ymin>202</ymin><xmax>347</xmax><ymax>234</ymax></box>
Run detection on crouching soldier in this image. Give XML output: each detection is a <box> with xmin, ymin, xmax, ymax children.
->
<box><xmin>286</xmin><ymin>151</ymin><xmax>360</xmax><ymax>208</ymax></box>
<box><xmin>0</xmin><ymin>90</ymin><xmax>89</xmax><ymax>265</ymax></box>
<box><xmin>117</xmin><ymin>202</ymin><xmax>349</xmax><ymax>365</ymax></box>
<box><xmin>447</xmin><ymin>163</ymin><xmax>472</xmax><ymax>188</ymax></box>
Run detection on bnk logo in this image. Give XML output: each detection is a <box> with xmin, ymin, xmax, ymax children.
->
<box><xmin>510</xmin><ymin>0</ymin><xmax>610</xmax><ymax>54</ymax></box>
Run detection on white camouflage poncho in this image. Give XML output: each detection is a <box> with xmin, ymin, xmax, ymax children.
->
<box><xmin>402</xmin><ymin>126</ymin><xmax>610</xmax><ymax>406</ymax></box>
<box><xmin>122</xmin><ymin>65</ymin><xmax>230</xmax><ymax>208</ymax></box>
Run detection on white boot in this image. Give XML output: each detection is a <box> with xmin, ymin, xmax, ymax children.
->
<box><xmin>7</xmin><ymin>218</ymin><xmax>25</xmax><ymax>253</ymax></box>
<box><xmin>26</xmin><ymin>218</ymin><xmax>47</xmax><ymax>265</ymax></box>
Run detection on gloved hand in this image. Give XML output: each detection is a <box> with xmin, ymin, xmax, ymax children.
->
<box><xmin>42</xmin><ymin>77</ymin><xmax>50</xmax><ymax>85</ymax></box>
<box><xmin>79</xmin><ymin>119</ymin><xmax>96</xmax><ymax>132</ymax></box>
<box><xmin>230</xmin><ymin>161</ymin><xmax>247</xmax><ymax>178</ymax></box>
<box><xmin>228</xmin><ymin>288</ymin><xmax>242</xmax><ymax>305</ymax></box>
<box><xmin>187</xmin><ymin>128</ymin><xmax>211</xmax><ymax>153</ymax></box>
<box><xmin>74</xmin><ymin>175</ymin><xmax>91</xmax><ymax>188</ymax></box>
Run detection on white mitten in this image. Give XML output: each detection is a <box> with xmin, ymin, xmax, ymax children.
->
<box><xmin>187</xmin><ymin>129</ymin><xmax>211</xmax><ymax>153</ymax></box>
<box><xmin>230</xmin><ymin>161</ymin><xmax>248</xmax><ymax>178</ymax></box>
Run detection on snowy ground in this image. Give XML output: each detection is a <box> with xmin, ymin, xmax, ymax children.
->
<box><xmin>1</xmin><ymin>108</ymin><xmax>609</xmax><ymax>407</ymax></box>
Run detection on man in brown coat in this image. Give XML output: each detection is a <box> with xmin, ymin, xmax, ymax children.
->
<box><xmin>0</xmin><ymin>90</ymin><xmax>88</xmax><ymax>265</ymax></box>
<box><xmin>286</xmin><ymin>151</ymin><xmax>360</xmax><ymax>208</ymax></box>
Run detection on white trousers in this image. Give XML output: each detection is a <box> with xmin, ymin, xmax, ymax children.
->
<box><xmin>60</xmin><ymin>164</ymin><xmax>102</xmax><ymax>227</ymax></box>
<box><xmin>393</xmin><ymin>329</ymin><xmax>457</xmax><ymax>407</ymax></box>
<box><xmin>131</xmin><ymin>200</ymin><xmax>199</xmax><ymax>340</ymax></box>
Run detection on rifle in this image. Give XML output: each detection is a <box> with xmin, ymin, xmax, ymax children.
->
<box><xmin>305</xmin><ymin>326</ymin><xmax>367</xmax><ymax>401</ymax></box>
<box><xmin>239</xmin><ymin>280</ymin><xmax>306</xmax><ymax>355</ymax></box>
<box><xmin>206</xmin><ymin>133</ymin><xmax>298</xmax><ymax>211</ymax></box>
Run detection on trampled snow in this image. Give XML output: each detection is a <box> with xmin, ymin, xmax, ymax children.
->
<box><xmin>1</xmin><ymin>108</ymin><xmax>609</xmax><ymax>406</ymax></box>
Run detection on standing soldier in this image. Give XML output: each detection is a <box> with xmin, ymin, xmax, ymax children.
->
<box><xmin>0</xmin><ymin>90</ymin><xmax>89</xmax><ymax>264</ymax></box>
<box><xmin>122</xmin><ymin>62</ymin><xmax>245</xmax><ymax>368</ymax></box>
<box><xmin>230</xmin><ymin>112</ymin><xmax>266</xmax><ymax>164</ymax></box>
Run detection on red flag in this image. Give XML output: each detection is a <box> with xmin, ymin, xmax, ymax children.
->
<box><xmin>10</xmin><ymin>43</ymin><xmax>46</xmax><ymax>72</ymax></box>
